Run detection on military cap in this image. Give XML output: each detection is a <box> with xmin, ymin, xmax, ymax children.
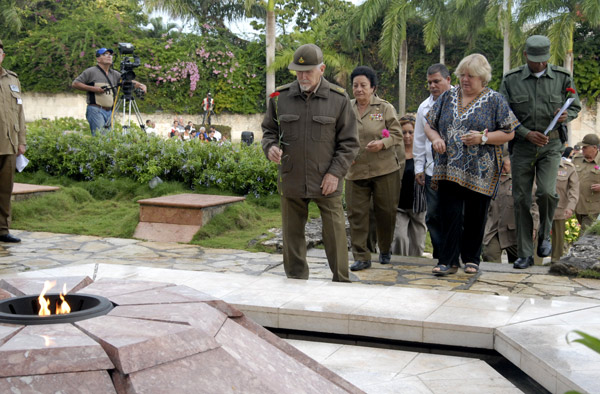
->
<box><xmin>580</xmin><ymin>134</ymin><xmax>600</xmax><ymax>147</ymax></box>
<box><xmin>288</xmin><ymin>44</ymin><xmax>323</xmax><ymax>71</ymax></box>
<box><xmin>525</xmin><ymin>35</ymin><xmax>550</xmax><ymax>63</ymax></box>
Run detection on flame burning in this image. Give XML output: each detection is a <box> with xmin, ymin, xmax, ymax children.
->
<box><xmin>38</xmin><ymin>281</ymin><xmax>71</xmax><ymax>316</ymax></box>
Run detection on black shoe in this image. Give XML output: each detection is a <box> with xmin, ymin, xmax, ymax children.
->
<box><xmin>350</xmin><ymin>260</ymin><xmax>371</xmax><ymax>271</ymax></box>
<box><xmin>513</xmin><ymin>256</ymin><xmax>533</xmax><ymax>269</ymax></box>
<box><xmin>379</xmin><ymin>252</ymin><xmax>391</xmax><ymax>264</ymax></box>
<box><xmin>0</xmin><ymin>233</ymin><xmax>21</xmax><ymax>243</ymax></box>
<box><xmin>537</xmin><ymin>237</ymin><xmax>552</xmax><ymax>258</ymax></box>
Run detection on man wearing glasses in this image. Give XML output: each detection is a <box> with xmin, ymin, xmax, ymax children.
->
<box><xmin>73</xmin><ymin>47</ymin><xmax>146</xmax><ymax>135</ymax></box>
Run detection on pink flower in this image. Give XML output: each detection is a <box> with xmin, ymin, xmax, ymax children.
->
<box><xmin>595</xmin><ymin>165</ymin><xmax>599</xmax><ymax>170</ymax></box>
<box><xmin>382</xmin><ymin>129</ymin><xmax>390</xmax><ymax>138</ymax></box>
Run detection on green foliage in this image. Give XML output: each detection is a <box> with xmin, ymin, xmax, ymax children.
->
<box><xmin>573</xmin><ymin>26</ymin><xmax>600</xmax><ymax>105</ymax></box>
<box><xmin>586</xmin><ymin>220</ymin><xmax>600</xmax><ymax>236</ymax></box>
<box><xmin>24</xmin><ymin>118</ymin><xmax>279</xmax><ymax>197</ymax></box>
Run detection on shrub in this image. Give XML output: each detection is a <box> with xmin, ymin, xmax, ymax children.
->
<box><xmin>24</xmin><ymin>118</ymin><xmax>278</xmax><ymax>197</ymax></box>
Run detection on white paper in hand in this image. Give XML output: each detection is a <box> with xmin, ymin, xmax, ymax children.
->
<box><xmin>16</xmin><ymin>155</ymin><xmax>29</xmax><ymax>172</ymax></box>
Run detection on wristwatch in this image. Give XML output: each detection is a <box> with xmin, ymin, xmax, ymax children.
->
<box><xmin>480</xmin><ymin>129</ymin><xmax>489</xmax><ymax>145</ymax></box>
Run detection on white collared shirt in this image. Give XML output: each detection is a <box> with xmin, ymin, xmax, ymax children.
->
<box><xmin>413</xmin><ymin>95</ymin><xmax>435</xmax><ymax>176</ymax></box>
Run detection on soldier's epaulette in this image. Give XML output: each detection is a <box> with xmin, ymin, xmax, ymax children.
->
<box><xmin>550</xmin><ymin>64</ymin><xmax>572</xmax><ymax>76</ymax></box>
<box><xmin>329</xmin><ymin>84</ymin><xmax>347</xmax><ymax>96</ymax></box>
<box><xmin>563</xmin><ymin>160</ymin><xmax>574</xmax><ymax>168</ymax></box>
<box><xmin>6</xmin><ymin>69</ymin><xmax>18</xmax><ymax>77</ymax></box>
<box><xmin>275</xmin><ymin>83</ymin><xmax>293</xmax><ymax>92</ymax></box>
<box><xmin>504</xmin><ymin>65</ymin><xmax>525</xmax><ymax>76</ymax></box>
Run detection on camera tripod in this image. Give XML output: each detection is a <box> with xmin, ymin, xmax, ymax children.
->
<box><xmin>110</xmin><ymin>82</ymin><xmax>145</xmax><ymax>132</ymax></box>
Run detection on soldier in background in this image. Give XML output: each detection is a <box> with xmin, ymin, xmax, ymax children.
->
<box><xmin>0</xmin><ymin>39</ymin><xmax>27</xmax><ymax>243</ymax></box>
<box><xmin>573</xmin><ymin>134</ymin><xmax>600</xmax><ymax>232</ymax></box>
<box><xmin>550</xmin><ymin>151</ymin><xmax>579</xmax><ymax>263</ymax></box>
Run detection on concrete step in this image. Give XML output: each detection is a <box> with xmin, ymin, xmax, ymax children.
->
<box><xmin>11</xmin><ymin>183</ymin><xmax>60</xmax><ymax>201</ymax></box>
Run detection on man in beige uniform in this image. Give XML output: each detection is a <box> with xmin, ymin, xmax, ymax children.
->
<box><xmin>550</xmin><ymin>156</ymin><xmax>579</xmax><ymax>263</ymax></box>
<box><xmin>261</xmin><ymin>44</ymin><xmax>359</xmax><ymax>282</ymax></box>
<box><xmin>0</xmin><ymin>39</ymin><xmax>27</xmax><ymax>243</ymax></box>
<box><xmin>573</xmin><ymin>134</ymin><xmax>600</xmax><ymax>231</ymax></box>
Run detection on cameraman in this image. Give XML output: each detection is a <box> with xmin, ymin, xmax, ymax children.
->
<box><xmin>72</xmin><ymin>47</ymin><xmax>146</xmax><ymax>136</ymax></box>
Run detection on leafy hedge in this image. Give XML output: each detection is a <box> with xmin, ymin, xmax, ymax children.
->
<box><xmin>24</xmin><ymin>118</ymin><xmax>278</xmax><ymax>198</ymax></box>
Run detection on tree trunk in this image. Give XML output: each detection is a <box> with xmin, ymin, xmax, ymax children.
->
<box><xmin>439</xmin><ymin>36</ymin><xmax>445</xmax><ymax>65</ymax></box>
<box><xmin>503</xmin><ymin>28</ymin><xmax>510</xmax><ymax>75</ymax></box>
<box><xmin>265</xmin><ymin>2</ymin><xmax>276</xmax><ymax>106</ymax></box>
<box><xmin>563</xmin><ymin>51</ymin><xmax>573</xmax><ymax>75</ymax></box>
<box><xmin>398</xmin><ymin>39</ymin><xmax>408</xmax><ymax>116</ymax></box>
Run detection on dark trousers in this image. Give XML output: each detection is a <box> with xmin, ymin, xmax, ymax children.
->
<box><xmin>425</xmin><ymin>175</ymin><xmax>442</xmax><ymax>259</ymax></box>
<box><xmin>0</xmin><ymin>154</ymin><xmax>16</xmax><ymax>235</ymax></box>
<box><xmin>438</xmin><ymin>181</ymin><xmax>491</xmax><ymax>267</ymax></box>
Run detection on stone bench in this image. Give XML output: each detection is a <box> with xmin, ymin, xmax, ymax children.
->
<box><xmin>11</xmin><ymin>183</ymin><xmax>60</xmax><ymax>201</ymax></box>
<box><xmin>133</xmin><ymin>193</ymin><xmax>245</xmax><ymax>243</ymax></box>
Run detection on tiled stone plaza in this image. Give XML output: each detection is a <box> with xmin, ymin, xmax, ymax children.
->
<box><xmin>1</xmin><ymin>230</ymin><xmax>600</xmax><ymax>393</ymax></box>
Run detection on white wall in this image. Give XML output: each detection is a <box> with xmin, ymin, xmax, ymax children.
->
<box><xmin>22</xmin><ymin>92</ymin><xmax>264</xmax><ymax>142</ymax></box>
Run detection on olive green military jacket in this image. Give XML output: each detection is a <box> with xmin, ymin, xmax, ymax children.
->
<box><xmin>573</xmin><ymin>153</ymin><xmax>600</xmax><ymax>215</ymax></box>
<box><xmin>345</xmin><ymin>95</ymin><xmax>404</xmax><ymax>181</ymax></box>
<box><xmin>499</xmin><ymin>64</ymin><xmax>581</xmax><ymax>140</ymax></box>
<box><xmin>261</xmin><ymin>78</ymin><xmax>359</xmax><ymax>198</ymax></box>
<box><xmin>0</xmin><ymin>67</ymin><xmax>27</xmax><ymax>155</ymax></box>
<box><xmin>554</xmin><ymin>159</ymin><xmax>579</xmax><ymax>220</ymax></box>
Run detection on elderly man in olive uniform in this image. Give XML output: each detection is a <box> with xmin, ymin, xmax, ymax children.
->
<box><xmin>551</xmin><ymin>154</ymin><xmax>579</xmax><ymax>262</ymax></box>
<box><xmin>573</xmin><ymin>134</ymin><xmax>600</xmax><ymax>232</ymax></box>
<box><xmin>262</xmin><ymin>44</ymin><xmax>359</xmax><ymax>282</ymax></box>
<box><xmin>0</xmin><ymin>39</ymin><xmax>27</xmax><ymax>243</ymax></box>
<box><xmin>500</xmin><ymin>35</ymin><xmax>581</xmax><ymax>269</ymax></box>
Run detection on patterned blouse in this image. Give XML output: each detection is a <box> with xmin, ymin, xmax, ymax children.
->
<box><xmin>426</xmin><ymin>86</ymin><xmax>519</xmax><ymax>197</ymax></box>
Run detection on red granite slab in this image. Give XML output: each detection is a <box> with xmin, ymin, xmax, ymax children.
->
<box><xmin>12</xmin><ymin>183</ymin><xmax>61</xmax><ymax>195</ymax></box>
<box><xmin>0</xmin><ymin>288</ymin><xmax>12</xmax><ymax>300</ymax></box>
<box><xmin>108</xmin><ymin>303</ymin><xmax>227</xmax><ymax>337</ymax></box>
<box><xmin>133</xmin><ymin>222</ymin><xmax>202</xmax><ymax>243</ymax></box>
<box><xmin>78</xmin><ymin>278</ymin><xmax>173</xmax><ymax>298</ymax></box>
<box><xmin>137</xmin><ymin>193</ymin><xmax>245</xmax><ymax>208</ymax></box>
<box><xmin>0</xmin><ymin>324</ymin><xmax>114</xmax><ymax>378</ymax></box>
<box><xmin>0</xmin><ymin>324</ymin><xmax>22</xmax><ymax>347</ymax></box>
<box><xmin>112</xmin><ymin>347</ymin><xmax>274</xmax><ymax>394</ymax></box>
<box><xmin>216</xmin><ymin>319</ymin><xmax>351</xmax><ymax>394</ymax></box>
<box><xmin>0</xmin><ymin>371</ymin><xmax>116</xmax><ymax>393</ymax></box>
<box><xmin>0</xmin><ymin>276</ymin><xmax>93</xmax><ymax>296</ymax></box>
<box><xmin>74</xmin><ymin>315</ymin><xmax>220</xmax><ymax>374</ymax></box>
<box><xmin>107</xmin><ymin>285</ymin><xmax>217</xmax><ymax>306</ymax></box>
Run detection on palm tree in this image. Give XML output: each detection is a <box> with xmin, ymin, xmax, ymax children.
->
<box><xmin>420</xmin><ymin>0</ymin><xmax>455</xmax><ymax>65</ymax></box>
<box><xmin>146</xmin><ymin>16</ymin><xmax>180</xmax><ymax>38</ymax></box>
<box><xmin>518</xmin><ymin>0</ymin><xmax>600</xmax><ymax>73</ymax></box>
<box><xmin>347</xmin><ymin>0</ymin><xmax>417</xmax><ymax>116</ymax></box>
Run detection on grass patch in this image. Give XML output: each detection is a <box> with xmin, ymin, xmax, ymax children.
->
<box><xmin>586</xmin><ymin>220</ymin><xmax>600</xmax><ymax>236</ymax></box>
<box><xmin>13</xmin><ymin>172</ymin><xmax>283</xmax><ymax>250</ymax></box>
<box><xmin>578</xmin><ymin>269</ymin><xmax>600</xmax><ymax>279</ymax></box>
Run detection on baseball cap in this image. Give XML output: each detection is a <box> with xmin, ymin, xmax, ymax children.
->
<box><xmin>95</xmin><ymin>48</ymin><xmax>114</xmax><ymax>57</ymax></box>
<box><xmin>288</xmin><ymin>44</ymin><xmax>323</xmax><ymax>71</ymax></box>
<box><xmin>525</xmin><ymin>35</ymin><xmax>550</xmax><ymax>63</ymax></box>
<box><xmin>580</xmin><ymin>134</ymin><xmax>600</xmax><ymax>147</ymax></box>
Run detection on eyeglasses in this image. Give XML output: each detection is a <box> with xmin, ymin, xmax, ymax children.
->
<box><xmin>400</xmin><ymin>115</ymin><xmax>415</xmax><ymax>122</ymax></box>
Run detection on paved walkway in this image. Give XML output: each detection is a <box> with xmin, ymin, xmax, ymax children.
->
<box><xmin>2</xmin><ymin>230</ymin><xmax>599</xmax><ymax>303</ymax></box>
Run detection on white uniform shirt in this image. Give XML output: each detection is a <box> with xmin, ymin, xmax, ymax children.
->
<box><xmin>413</xmin><ymin>95</ymin><xmax>435</xmax><ymax>176</ymax></box>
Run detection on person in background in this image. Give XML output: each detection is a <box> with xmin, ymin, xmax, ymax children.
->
<box><xmin>500</xmin><ymin>35</ymin><xmax>581</xmax><ymax>269</ymax></box>
<box><xmin>198</xmin><ymin>126</ymin><xmax>207</xmax><ymax>140</ymax></box>
<box><xmin>198</xmin><ymin>132</ymin><xmax>207</xmax><ymax>142</ymax></box>
<box><xmin>345</xmin><ymin>66</ymin><xmax>403</xmax><ymax>272</ymax></box>
<box><xmin>72</xmin><ymin>47</ymin><xmax>146</xmax><ymax>135</ymax></box>
<box><xmin>170</xmin><ymin>120</ymin><xmax>179</xmax><ymax>138</ymax></box>
<box><xmin>573</xmin><ymin>134</ymin><xmax>600</xmax><ymax>232</ymax></box>
<box><xmin>425</xmin><ymin>53</ymin><xmax>518</xmax><ymax>275</ymax></box>
<box><xmin>550</xmin><ymin>149</ymin><xmax>579</xmax><ymax>263</ymax></box>
<box><xmin>261</xmin><ymin>43</ymin><xmax>358</xmax><ymax>282</ymax></box>
<box><xmin>182</xmin><ymin>125</ymin><xmax>191</xmax><ymax>141</ymax></box>
<box><xmin>392</xmin><ymin>115</ymin><xmax>426</xmax><ymax>256</ymax></box>
<box><xmin>202</xmin><ymin>92</ymin><xmax>215</xmax><ymax>126</ymax></box>
<box><xmin>0</xmin><ymin>38</ymin><xmax>27</xmax><ymax>243</ymax></box>
<box><xmin>210</xmin><ymin>125</ymin><xmax>222</xmax><ymax>141</ymax></box>
<box><xmin>145</xmin><ymin>119</ymin><xmax>157</xmax><ymax>135</ymax></box>
<box><xmin>414</xmin><ymin>63</ymin><xmax>452</xmax><ymax>260</ymax></box>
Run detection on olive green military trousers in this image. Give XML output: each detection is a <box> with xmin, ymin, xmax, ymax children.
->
<box><xmin>280</xmin><ymin>195</ymin><xmax>350</xmax><ymax>282</ymax></box>
<box><xmin>0</xmin><ymin>154</ymin><xmax>16</xmax><ymax>235</ymax></box>
<box><xmin>511</xmin><ymin>138</ymin><xmax>561</xmax><ymax>258</ymax></box>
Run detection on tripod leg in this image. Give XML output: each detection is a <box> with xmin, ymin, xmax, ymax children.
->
<box><xmin>131</xmin><ymin>99</ymin><xmax>145</xmax><ymax>132</ymax></box>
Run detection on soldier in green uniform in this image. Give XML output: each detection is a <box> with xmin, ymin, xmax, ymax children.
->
<box><xmin>500</xmin><ymin>35</ymin><xmax>581</xmax><ymax>269</ymax></box>
<box><xmin>261</xmin><ymin>44</ymin><xmax>359</xmax><ymax>282</ymax></box>
<box><xmin>573</xmin><ymin>134</ymin><xmax>600</xmax><ymax>232</ymax></box>
<box><xmin>0</xmin><ymin>39</ymin><xmax>27</xmax><ymax>243</ymax></box>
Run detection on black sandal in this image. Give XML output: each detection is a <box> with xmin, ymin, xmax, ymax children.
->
<box><xmin>464</xmin><ymin>263</ymin><xmax>480</xmax><ymax>274</ymax></box>
<box><xmin>432</xmin><ymin>264</ymin><xmax>458</xmax><ymax>276</ymax></box>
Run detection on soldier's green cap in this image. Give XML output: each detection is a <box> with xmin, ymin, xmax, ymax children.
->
<box><xmin>288</xmin><ymin>44</ymin><xmax>323</xmax><ymax>72</ymax></box>
<box><xmin>580</xmin><ymin>134</ymin><xmax>600</xmax><ymax>147</ymax></box>
<box><xmin>525</xmin><ymin>35</ymin><xmax>550</xmax><ymax>62</ymax></box>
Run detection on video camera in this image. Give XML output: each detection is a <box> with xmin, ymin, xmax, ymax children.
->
<box><xmin>118</xmin><ymin>43</ymin><xmax>141</xmax><ymax>100</ymax></box>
